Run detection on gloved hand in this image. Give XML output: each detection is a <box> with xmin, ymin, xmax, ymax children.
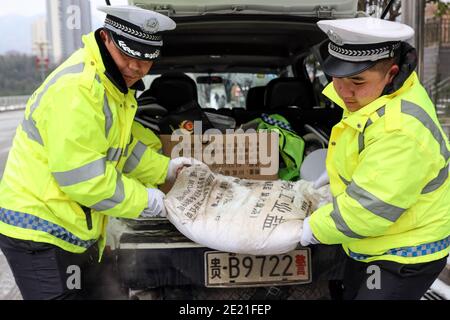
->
<box><xmin>166</xmin><ymin>157</ymin><xmax>203</xmax><ymax>184</ymax></box>
<box><xmin>298</xmin><ymin>179</ymin><xmax>332</xmax><ymax>215</ymax></box>
<box><xmin>300</xmin><ymin>216</ymin><xmax>321</xmax><ymax>246</ymax></box>
<box><xmin>140</xmin><ymin>188</ymin><xmax>167</xmax><ymax>218</ymax></box>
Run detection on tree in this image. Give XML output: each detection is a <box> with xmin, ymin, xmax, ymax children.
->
<box><xmin>357</xmin><ymin>0</ymin><xmax>401</xmax><ymax>21</ymax></box>
<box><xmin>427</xmin><ymin>0</ymin><xmax>449</xmax><ymax>16</ymax></box>
<box><xmin>0</xmin><ymin>53</ymin><xmax>53</xmax><ymax>96</ymax></box>
<box><xmin>358</xmin><ymin>0</ymin><xmax>448</xmax><ymax>20</ymax></box>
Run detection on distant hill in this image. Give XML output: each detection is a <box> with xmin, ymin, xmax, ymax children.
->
<box><xmin>0</xmin><ymin>53</ymin><xmax>54</xmax><ymax>96</ymax></box>
<box><xmin>0</xmin><ymin>14</ymin><xmax>103</xmax><ymax>55</ymax></box>
<box><xmin>0</xmin><ymin>15</ymin><xmax>35</xmax><ymax>54</ymax></box>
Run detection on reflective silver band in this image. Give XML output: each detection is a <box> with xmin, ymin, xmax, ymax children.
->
<box><xmin>401</xmin><ymin>101</ymin><xmax>450</xmax><ymax>161</ymax></box>
<box><xmin>29</xmin><ymin>63</ymin><xmax>85</xmax><ymax>115</ymax></box>
<box><xmin>377</xmin><ymin>107</ymin><xmax>385</xmax><ymax>118</ymax></box>
<box><xmin>22</xmin><ymin>63</ymin><xmax>85</xmax><ymax>146</ymax></box>
<box><xmin>401</xmin><ymin>100</ymin><xmax>449</xmax><ymax>193</ymax></box>
<box><xmin>53</xmin><ymin>146</ymin><xmax>124</xmax><ymax>187</ymax></box>
<box><xmin>103</xmin><ymin>93</ymin><xmax>113</xmax><ymax>138</ymax></box>
<box><xmin>422</xmin><ymin>163</ymin><xmax>449</xmax><ymax>194</ymax></box>
<box><xmin>347</xmin><ymin>182</ymin><xmax>405</xmax><ymax>222</ymax></box>
<box><xmin>358</xmin><ymin>108</ymin><xmax>382</xmax><ymax>154</ymax></box>
<box><xmin>123</xmin><ymin>141</ymin><xmax>147</xmax><ymax>174</ymax></box>
<box><xmin>331</xmin><ymin>197</ymin><xmax>365</xmax><ymax>239</ymax></box>
<box><xmin>53</xmin><ymin>157</ymin><xmax>106</xmax><ymax>187</ymax></box>
<box><xmin>22</xmin><ymin>117</ymin><xmax>44</xmax><ymax>145</ymax></box>
<box><xmin>107</xmin><ymin>147</ymin><xmax>122</xmax><ymax>162</ymax></box>
<box><xmin>123</xmin><ymin>141</ymin><xmax>131</xmax><ymax>158</ymax></box>
<box><xmin>358</xmin><ymin>133</ymin><xmax>364</xmax><ymax>154</ymax></box>
<box><xmin>91</xmin><ymin>172</ymin><xmax>125</xmax><ymax>211</ymax></box>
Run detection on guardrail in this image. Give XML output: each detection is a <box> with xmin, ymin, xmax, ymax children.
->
<box><xmin>0</xmin><ymin>95</ymin><xmax>28</xmax><ymax>112</ymax></box>
<box><xmin>432</xmin><ymin>77</ymin><xmax>450</xmax><ymax>139</ymax></box>
<box><xmin>442</xmin><ymin>16</ymin><xmax>450</xmax><ymax>48</ymax></box>
<box><xmin>425</xmin><ymin>76</ymin><xmax>450</xmax><ymax>102</ymax></box>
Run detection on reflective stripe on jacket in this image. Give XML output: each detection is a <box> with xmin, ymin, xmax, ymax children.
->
<box><xmin>123</xmin><ymin>121</ymin><xmax>169</xmax><ymax>189</ymax></box>
<box><xmin>309</xmin><ymin>72</ymin><xmax>450</xmax><ymax>264</ymax></box>
<box><xmin>0</xmin><ymin>32</ymin><xmax>169</xmax><ymax>257</ymax></box>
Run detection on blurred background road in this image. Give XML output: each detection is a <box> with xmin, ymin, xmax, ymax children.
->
<box><xmin>0</xmin><ymin>110</ymin><xmax>24</xmax><ymax>300</ymax></box>
<box><xmin>0</xmin><ymin>110</ymin><xmax>23</xmax><ymax>180</ymax></box>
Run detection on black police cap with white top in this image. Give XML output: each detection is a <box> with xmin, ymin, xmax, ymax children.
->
<box><xmin>317</xmin><ymin>17</ymin><xmax>414</xmax><ymax>78</ymax></box>
<box><xmin>97</xmin><ymin>5</ymin><xmax>176</xmax><ymax>61</ymax></box>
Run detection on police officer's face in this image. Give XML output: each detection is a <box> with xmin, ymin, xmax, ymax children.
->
<box><xmin>101</xmin><ymin>30</ymin><xmax>153</xmax><ymax>87</ymax></box>
<box><xmin>332</xmin><ymin>65</ymin><xmax>398</xmax><ymax>112</ymax></box>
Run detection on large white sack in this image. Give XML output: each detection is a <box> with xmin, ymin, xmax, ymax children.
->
<box><xmin>164</xmin><ymin>164</ymin><xmax>330</xmax><ymax>255</ymax></box>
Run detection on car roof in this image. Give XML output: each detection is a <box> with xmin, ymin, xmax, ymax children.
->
<box><xmin>130</xmin><ymin>0</ymin><xmax>358</xmax><ymax>18</ymax></box>
<box><xmin>128</xmin><ymin>1</ymin><xmax>358</xmax><ymax>73</ymax></box>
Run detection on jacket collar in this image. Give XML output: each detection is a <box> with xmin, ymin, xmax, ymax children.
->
<box><xmin>82</xmin><ymin>30</ymin><xmax>145</xmax><ymax>99</ymax></box>
<box><xmin>94</xmin><ymin>29</ymin><xmax>128</xmax><ymax>94</ymax></box>
<box><xmin>94</xmin><ymin>29</ymin><xmax>145</xmax><ymax>93</ymax></box>
<box><xmin>322</xmin><ymin>72</ymin><xmax>418</xmax><ymax>132</ymax></box>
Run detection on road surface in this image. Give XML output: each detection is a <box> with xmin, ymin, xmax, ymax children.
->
<box><xmin>0</xmin><ymin>110</ymin><xmax>23</xmax><ymax>180</ymax></box>
<box><xmin>0</xmin><ymin>110</ymin><xmax>23</xmax><ymax>299</ymax></box>
<box><xmin>0</xmin><ymin>109</ymin><xmax>449</xmax><ymax>300</ymax></box>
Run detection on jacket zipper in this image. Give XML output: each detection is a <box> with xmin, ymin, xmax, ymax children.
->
<box><xmin>81</xmin><ymin>205</ymin><xmax>93</xmax><ymax>230</ymax></box>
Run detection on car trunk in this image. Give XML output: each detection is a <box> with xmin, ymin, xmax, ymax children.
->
<box><xmin>129</xmin><ymin>0</ymin><xmax>358</xmax><ymax>73</ymax></box>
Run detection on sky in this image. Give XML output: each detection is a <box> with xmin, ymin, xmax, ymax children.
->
<box><xmin>0</xmin><ymin>0</ymin><xmax>46</xmax><ymax>16</ymax></box>
<box><xmin>0</xmin><ymin>0</ymin><xmax>128</xmax><ymax>20</ymax></box>
<box><xmin>0</xmin><ymin>0</ymin><xmax>129</xmax><ymax>53</ymax></box>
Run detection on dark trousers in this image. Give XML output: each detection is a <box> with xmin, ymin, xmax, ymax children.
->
<box><xmin>0</xmin><ymin>233</ymin><xmax>101</xmax><ymax>300</ymax></box>
<box><xmin>341</xmin><ymin>250</ymin><xmax>447</xmax><ymax>300</ymax></box>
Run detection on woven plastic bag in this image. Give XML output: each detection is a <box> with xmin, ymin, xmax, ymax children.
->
<box><xmin>164</xmin><ymin>164</ymin><xmax>330</xmax><ymax>255</ymax></box>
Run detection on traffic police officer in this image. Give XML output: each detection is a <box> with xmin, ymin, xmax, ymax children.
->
<box><xmin>301</xmin><ymin>17</ymin><xmax>450</xmax><ymax>299</ymax></box>
<box><xmin>0</xmin><ymin>5</ymin><xmax>197</xmax><ymax>299</ymax></box>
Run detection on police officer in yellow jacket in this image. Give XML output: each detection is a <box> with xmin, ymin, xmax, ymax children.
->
<box><xmin>0</xmin><ymin>5</ymin><xmax>197</xmax><ymax>299</ymax></box>
<box><xmin>300</xmin><ymin>17</ymin><xmax>450</xmax><ymax>299</ymax></box>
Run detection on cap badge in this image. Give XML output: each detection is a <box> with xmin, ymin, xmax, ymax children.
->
<box><xmin>142</xmin><ymin>18</ymin><xmax>159</xmax><ymax>33</ymax></box>
<box><xmin>327</xmin><ymin>30</ymin><xmax>343</xmax><ymax>46</ymax></box>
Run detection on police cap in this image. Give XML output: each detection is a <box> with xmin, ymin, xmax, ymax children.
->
<box><xmin>97</xmin><ymin>5</ymin><xmax>176</xmax><ymax>61</ymax></box>
<box><xmin>317</xmin><ymin>17</ymin><xmax>414</xmax><ymax>77</ymax></box>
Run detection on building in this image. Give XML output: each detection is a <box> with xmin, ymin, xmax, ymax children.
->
<box><xmin>32</xmin><ymin>16</ymin><xmax>50</xmax><ymax>79</ymax></box>
<box><xmin>46</xmin><ymin>0</ymin><xmax>92</xmax><ymax>64</ymax></box>
<box><xmin>31</xmin><ymin>16</ymin><xmax>49</xmax><ymax>59</ymax></box>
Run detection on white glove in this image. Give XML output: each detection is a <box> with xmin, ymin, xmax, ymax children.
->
<box><xmin>140</xmin><ymin>188</ymin><xmax>167</xmax><ymax>218</ymax></box>
<box><xmin>300</xmin><ymin>216</ymin><xmax>321</xmax><ymax>246</ymax></box>
<box><xmin>297</xmin><ymin>180</ymin><xmax>332</xmax><ymax>215</ymax></box>
<box><xmin>166</xmin><ymin>157</ymin><xmax>203</xmax><ymax>184</ymax></box>
<box><xmin>313</xmin><ymin>170</ymin><xmax>329</xmax><ymax>189</ymax></box>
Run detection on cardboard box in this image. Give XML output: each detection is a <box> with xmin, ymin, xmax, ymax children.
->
<box><xmin>160</xmin><ymin>131</ymin><xmax>279</xmax><ymax>181</ymax></box>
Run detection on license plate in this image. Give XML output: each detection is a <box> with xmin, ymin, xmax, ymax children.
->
<box><xmin>204</xmin><ymin>249</ymin><xmax>311</xmax><ymax>287</ymax></box>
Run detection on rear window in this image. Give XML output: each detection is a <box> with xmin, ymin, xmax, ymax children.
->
<box><xmin>304</xmin><ymin>53</ymin><xmax>331</xmax><ymax>108</ymax></box>
<box><xmin>142</xmin><ymin>72</ymin><xmax>280</xmax><ymax>109</ymax></box>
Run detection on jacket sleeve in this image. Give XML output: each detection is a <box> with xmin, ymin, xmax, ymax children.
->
<box><xmin>122</xmin><ymin>121</ymin><xmax>170</xmax><ymax>188</ymax></box>
<box><xmin>309</xmin><ymin>129</ymin><xmax>436</xmax><ymax>244</ymax></box>
<box><xmin>39</xmin><ymin>83</ymin><xmax>148</xmax><ymax>219</ymax></box>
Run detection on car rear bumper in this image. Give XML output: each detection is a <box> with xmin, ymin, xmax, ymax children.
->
<box><xmin>116</xmin><ymin>219</ymin><xmax>346</xmax><ymax>290</ymax></box>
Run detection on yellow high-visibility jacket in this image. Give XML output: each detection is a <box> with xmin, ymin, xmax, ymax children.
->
<box><xmin>0</xmin><ymin>32</ymin><xmax>169</xmax><ymax>257</ymax></box>
<box><xmin>310</xmin><ymin>72</ymin><xmax>450</xmax><ymax>264</ymax></box>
